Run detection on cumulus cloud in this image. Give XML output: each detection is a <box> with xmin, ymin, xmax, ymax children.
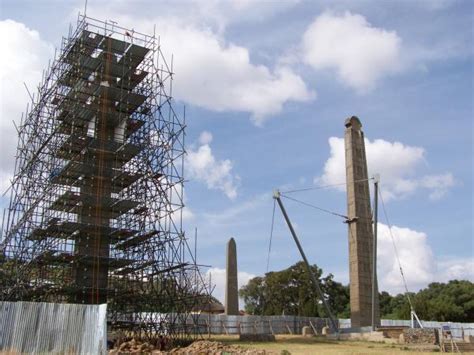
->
<box><xmin>183</xmin><ymin>0</ymin><xmax>301</xmax><ymax>33</ymax></box>
<box><xmin>317</xmin><ymin>137</ymin><xmax>455</xmax><ymax>201</ymax></box>
<box><xmin>198</xmin><ymin>131</ymin><xmax>213</xmax><ymax>145</ymax></box>
<box><xmin>186</xmin><ymin>132</ymin><xmax>239</xmax><ymax>199</ymax></box>
<box><xmin>377</xmin><ymin>223</ymin><xmax>474</xmax><ymax>294</ymax></box>
<box><xmin>162</xmin><ymin>22</ymin><xmax>314</xmax><ymax>123</ymax></box>
<box><xmin>205</xmin><ymin>266</ymin><xmax>255</xmax><ymax>307</ymax></box>
<box><xmin>182</xmin><ymin>206</ymin><xmax>195</xmax><ymax>222</ymax></box>
<box><xmin>74</xmin><ymin>4</ymin><xmax>314</xmax><ymax>124</ymax></box>
<box><xmin>0</xmin><ymin>20</ymin><xmax>53</xmax><ymax>192</ymax></box>
<box><xmin>437</xmin><ymin>257</ymin><xmax>474</xmax><ymax>282</ymax></box>
<box><xmin>378</xmin><ymin>223</ymin><xmax>434</xmax><ymax>293</ymax></box>
<box><xmin>302</xmin><ymin>11</ymin><xmax>402</xmax><ymax>92</ymax></box>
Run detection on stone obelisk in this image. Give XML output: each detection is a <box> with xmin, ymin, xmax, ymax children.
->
<box><xmin>344</xmin><ymin>116</ymin><xmax>380</xmax><ymax>328</ymax></box>
<box><xmin>225</xmin><ymin>237</ymin><xmax>239</xmax><ymax>315</ymax></box>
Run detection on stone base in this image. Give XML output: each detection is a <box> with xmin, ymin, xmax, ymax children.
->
<box><xmin>403</xmin><ymin>328</ymin><xmax>437</xmax><ymax>345</ymax></box>
<box><xmin>377</xmin><ymin>326</ymin><xmax>408</xmax><ymax>339</ymax></box>
<box><xmin>302</xmin><ymin>326</ymin><xmax>314</xmax><ymax>336</ymax></box>
<box><xmin>328</xmin><ymin>331</ymin><xmax>398</xmax><ymax>343</ymax></box>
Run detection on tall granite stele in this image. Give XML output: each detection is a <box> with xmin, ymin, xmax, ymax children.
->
<box><xmin>344</xmin><ymin>116</ymin><xmax>380</xmax><ymax>328</ymax></box>
<box><xmin>225</xmin><ymin>237</ymin><xmax>239</xmax><ymax>315</ymax></box>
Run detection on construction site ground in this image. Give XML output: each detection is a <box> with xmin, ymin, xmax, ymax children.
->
<box><xmin>110</xmin><ymin>334</ymin><xmax>474</xmax><ymax>354</ymax></box>
<box><xmin>215</xmin><ymin>335</ymin><xmax>441</xmax><ymax>354</ymax></box>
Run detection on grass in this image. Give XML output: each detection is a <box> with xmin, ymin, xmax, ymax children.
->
<box><xmin>208</xmin><ymin>334</ymin><xmax>442</xmax><ymax>354</ymax></box>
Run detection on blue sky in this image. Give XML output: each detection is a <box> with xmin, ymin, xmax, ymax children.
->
<box><xmin>0</xmin><ymin>0</ymin><xmax>472</xmax><ymax>304</ymax></box>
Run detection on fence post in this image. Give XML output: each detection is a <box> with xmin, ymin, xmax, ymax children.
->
<box><xmin>269</xmin><ymin>320</ymin><xmax>274</xmax><ymax>335</ymax></box>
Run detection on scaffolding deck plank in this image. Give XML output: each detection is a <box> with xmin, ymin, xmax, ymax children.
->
<box><xmin>56</xmin><ymin>134</ymin><xmax>141</xmax><ymax>164</ymax></box>
<box><xmin>113</xmin><ymin>260</ymin><xmax>155</xmax><ymax>275</ymax></box>
<box><xmin>31</xmin><ymin>251</ymin><xmax>134</xmax><ymax>270</ymax></box>
<box><xmin>49</xmin><ymin>190</ymin><xmax>140</xmax><ymax>217</ymax></box>
<box><xmin>99</xmin><ymin>36</ymin><xmax>129</xmax><ymax>54</ymax></box>
<box><xmin>28</xmin><ymin>220</ymin><xmax>139</xmax><ymax>242</ymax></box>
<box><xmin>115</xmin><ymin>230</ymin><xmax>159</xmax><ymax>250</ymax></box>
<box><xmin>147</xmin><ymin>263</ymin><xmax>189</xmax><ymax>277</ymax></box>
<box><xmin>64</xmin><ymin>30</ymin><xmax>104</xmax><ymax>63</ymax></box>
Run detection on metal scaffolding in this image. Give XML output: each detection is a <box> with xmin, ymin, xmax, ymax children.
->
<box><xmin>0</xmin><ymin>14</ymin><xmax>207</xmax><ymax>343</ymax></box>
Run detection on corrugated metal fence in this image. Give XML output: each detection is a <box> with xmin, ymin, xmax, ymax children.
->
<box><xmin>194</xmin><ymin>314</ymin><xmax>332</xmax><ymax>335</ymax></box>
<box><xmin>338</xmin><ymin>318</ymin><xmax>474</xmax><ymax>338</ymax></box>
<box><xmin>1</xmin><ymin>302</ymin><xmax>472</xmax><ymax>353</ymax></box>
<box><xmin>194</xmin><ymin>315</ymin><xmax>474</xmax><ymax>338</ymax></box>
<box><xmin>0</xmin><ymin>301</ymin><xmax>107</xmax><ymax>354</ymax></box>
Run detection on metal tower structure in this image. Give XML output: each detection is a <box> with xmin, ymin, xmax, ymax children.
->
<box><xmin>0</xmin><ymin>14</ymin><xmax>207</xmax><ymax>343</ymax></box>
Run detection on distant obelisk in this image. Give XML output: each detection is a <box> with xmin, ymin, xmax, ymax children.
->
<box><xmin>344</xmin><ymin>116</ymin><xmax>380</xmax><ymax>328</ymax></box>
<box><xmin>225</xmin><ymin>237</ymin><xmax>239</xmax><ymax>315</ymax></box>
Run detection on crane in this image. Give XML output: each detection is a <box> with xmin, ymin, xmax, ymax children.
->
<box><xmin>273</xmin><ymin>189</ymin><xmax>339</xmax><ymax>333</ymax></box>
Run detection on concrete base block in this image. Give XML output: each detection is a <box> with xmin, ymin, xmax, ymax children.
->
<box><xmin>328</xmin><ymin>331</ymin><xmax>397</xmax><ymax>344</ymax></box>
<box><xmin>302</xmin><ymin>326</ymin><xmax>314</xmax><ymax>336</ymax></box>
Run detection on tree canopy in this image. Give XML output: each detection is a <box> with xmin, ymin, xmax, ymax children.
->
<box><xmin>381</xmin><ymin>280</ymin><xmax>474</xmax><ymax>322</ymax></box>
<box><xmin>239</xmin><ymin>262</ymin><xmax>474</xmax><ymax>323</ymax></box>
<box><xmin>239</xmin><ymin>261</ymin><xmax>350</xmax><ymax>318</ymax></box>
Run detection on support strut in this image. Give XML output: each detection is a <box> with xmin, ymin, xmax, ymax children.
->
<box><xmin>273</xmin><ymin>190</ymin><xmax>338</xmax><ymax>333</ymax></box>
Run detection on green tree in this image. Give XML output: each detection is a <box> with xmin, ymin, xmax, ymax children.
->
<box><xmin>239</xmin><ymin>261</ymin><xmax>349</xmax><ymax>317</ymax></box>
<box><xmin>377</xmin><ymin>281</ymin><xmax>474</xmax><ymax>322</ymax></box>
<box><xmin>240</xmin><ymin>263</ymin><xmax>474</xmax><ymax>323</ymax></box>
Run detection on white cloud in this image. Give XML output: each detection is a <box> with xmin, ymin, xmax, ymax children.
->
<box><xmin>302</xmin><ymin>11</ymin><xmax>402</xmax><ymax>92</ymax></box>
<box><xmin>0</xmin><ymin>20</ymin><xmax>53</xmax><ymax>191</ymax></box>
<box><xmin>184</xmin><ymin>0</ymin><xmax>301</xmax><ymax>33</ymax></box>
<box><xmin>79</xmin><ymin>0</ymin><xmax>301</xmax><ymax>37</ymax></box>
<box><xmin>201</xmin><ymin>193</ymin><xmax>268</xmax><ymax>226</ymax></box>
<box><xmin>76</xmin><ymin>5</ymin><xmax>314</xmax><ymax>124</ymax></box>
<box><xmin>182</xmin><ymin>207</ymin><xmax>195</xmax><ymax>222</ymax></box>
<box><xmin>205</xmin><ymin>266</ymin><xmax>255</xmax><ymax>308</ymax></box>
<box><xmin>377</xmin><ymin>223</ymin><xmax>474</xmax><ymax>294</ymax></box>
<box><xmin>198</xmin><ymin>131</ymin><xmax>213</xmax><ymax>145</ymax></box>
<box><xmin>162</xmin><ymin>22</ymin><xmax>314</xmax><ymax>123</ymax></box>
<box><xmin>437</xmin><ymin>257</ymin><xmax>474</xmax><ymax>282</ymax></box>
<box><xmin>419</xmin><ymin>174</ymin><xmax>456</xmax><ymax>200</ymax></box>
<box><xmin>317</xmin><ymin>136</ymin><xmax>455</xmax><ymax>201</ymax></box>
<box><xmin>186</xmin><ymin>132</ymin><xmax>239</xmax><ymax>199</ymax></box>
<box><xmin>378</xmin><ymin>223</ymin><xmax>434</xmax><ymax>294</ymax></box>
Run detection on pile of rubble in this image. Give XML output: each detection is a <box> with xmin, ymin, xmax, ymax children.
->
<box><xmin>110</xmin><ymin>339</ymin><xmax>276</xmax><ymax>354</ymax></box>
<box><xmin>165</xmin><ymin>340</ymin><xmax>273</xmax><ymax>354</ymax></box>
<box><xmin>402</xmin><ymin>328</ymin><xmax>437</xmax><ymax>344</ymax></box>
<box><xmin>109</xmin><ymin>338</ymin><xmax>157</xmax><ymax>354</ymax></box>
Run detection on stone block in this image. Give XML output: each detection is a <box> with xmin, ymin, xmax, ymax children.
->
<box><xmin>302</xmin><ymin>326</ymin><xmax>314</xmax><ymax>336</ymax></box>
<box><xmin>403</xmin><ymin>328</ymin><xmax>437</xmax><ymax>344</ymax></box>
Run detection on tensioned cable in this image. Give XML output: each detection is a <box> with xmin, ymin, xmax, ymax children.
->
<box><xmin>280</xmin><ymin>194</ymin><xmax>348</xmax><ymax>220</ymax></box>
<box><xmin>378</xmin><ymin>186</ymin><xmax>415</xmax><ymax>311</ymax></box>
<box><xmin>266</xmin><ymin>199</ymin><xmax>276</xmax><ymax>274</ymax></box>
<box><xmin>263</xmin><ymin>199</ymin><xmax>277</xmax><ymax>315</ymax></box>
<box><xmin>282</xmin><ymin>177</ymin><xmax>374</xmax><ymax>194</ymax></box>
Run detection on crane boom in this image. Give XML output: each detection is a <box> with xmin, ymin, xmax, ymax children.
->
<box><xmin>273</xmin><ymin>190</ymin><xmax>338</xmax><ymax>333</ymax></box>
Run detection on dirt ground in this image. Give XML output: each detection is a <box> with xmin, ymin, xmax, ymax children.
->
<box><xmin>109</xmin><ymin>334</ymin><xmax>470</xmax><ymax>354</ymax></box>
<box><xmin>209</xmin><ymin>334</ymin><xmax>447</xmax><ymax>354</ymax></box>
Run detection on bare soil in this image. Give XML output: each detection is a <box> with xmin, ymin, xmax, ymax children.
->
<box><xmin>109</xmin><ymin>334</ymin><xmax>467</xmax><ymax>354</ymax></box>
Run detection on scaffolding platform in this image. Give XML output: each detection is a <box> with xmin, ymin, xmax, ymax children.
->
<box><xmin>56</xmin><ymin>136</ymin><xmax>141</xmax><ymax>164</ymax></box>
<box><xmin>31</xmin><ymin>250</ymin><xmax>135</xmax><ymax>270</ymax></box>
<box><xmin>49</xmin><ymin>190</ymin><xmax>140</xmax><ymax>218</ymax></box>
<box><xmin>28</xmin><ymin>220</ymin><xmax>139</xmax><ymax>242</ymax></box>
<box><xmin>114</xmin><ymin>230</ymin><xmax>160</xmax><ymax>250</ymax></box>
